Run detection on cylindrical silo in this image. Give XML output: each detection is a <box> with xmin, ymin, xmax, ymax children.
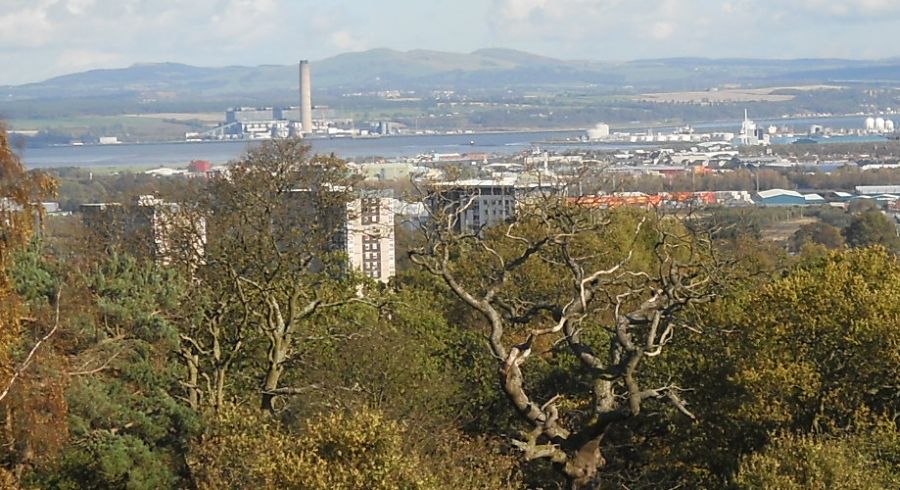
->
<box><xmin>866</xmin><ymin>117</ymin><xmax>876</xmax><ymax>131</ymax></box>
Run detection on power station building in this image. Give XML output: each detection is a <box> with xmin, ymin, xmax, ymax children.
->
<box><xmin>211</xmin><ymin>107</ymin><xmax>303</xmax><ymax>140</ymax></box>
<box><xmin>199</xmin><ymin>58</ymin><xmax>374</xmax><ymax>140</ymax></box>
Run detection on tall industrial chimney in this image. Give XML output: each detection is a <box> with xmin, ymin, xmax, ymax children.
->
<box><xmin>299</xmin><ymin>60</ymin><xmax>313</xmax><ymax>135</ymax></box>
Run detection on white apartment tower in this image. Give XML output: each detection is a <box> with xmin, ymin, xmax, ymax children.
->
<box><xmin>288</xmin><ymin>188</ymin><xmax>396</xmax><ymax>283</ymax></box>
<box><xmin>344</xmin><ymin>190</ymin><xmax>396</xmax><ymax>283</ymax></box>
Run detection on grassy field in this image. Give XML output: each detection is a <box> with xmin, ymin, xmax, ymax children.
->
<box><xmin>9</xmin><ymin>115</ymin><xmax>165</xmax><ymax>130</ymax></box>
<box><xmin>87</xmin><ymin>163</ymin><xmax>184</xmax><ymax>175</ymax></box>
<box><xmin>123</xmin><ymin>112</ymin><xmax>223</xmax><ymax>123</ymax></box>
<box><xmin>7</xmin><ymin>115</ymin><xmax>211</xmax><ymax>142</ymax></box>
<box><xmin>636</xmin><ymin>85</ymin><xmax>843</xmax><ymax>104</ymax></box>
<box><xmin>762</xmin><ymin>217</ymin><xmax>818</xmax><ymax>242</ymax></box>
<box><xmin>638</xmin><ymin>88</ymin><xmax>796</xmax><ymax>104</ymax></box>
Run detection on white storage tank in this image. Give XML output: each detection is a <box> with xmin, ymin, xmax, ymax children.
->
<box><xmin>587</xmin><ymin>123</ymin><xmax>611</xmax><ymax>140</ymax></box>
<box><xmin>866</xmin><ymin>117</ymin><xmax>876</xmax><ymax>131</ymax></box>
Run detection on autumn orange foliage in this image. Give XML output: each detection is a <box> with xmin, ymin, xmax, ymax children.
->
<box><xmin>0</xmin><ymin>124</ymin><xmax>61</xmax><ymax>482</ymax></box>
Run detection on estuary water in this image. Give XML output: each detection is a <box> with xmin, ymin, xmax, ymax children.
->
<box><xmin>16</xmin><ymin>114</ymin><xmax>894</xmax><ymax>169</ymax></box>
<box><xmin>17</xmin><ymin>130</ymin><xmax>596</xmax><ymax>169</ymax></box>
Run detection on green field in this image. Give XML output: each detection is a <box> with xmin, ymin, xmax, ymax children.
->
<box><xmin>8</xmin><ymin>115</ymin><xmax>210</xmax><ymax>142</ymax></box>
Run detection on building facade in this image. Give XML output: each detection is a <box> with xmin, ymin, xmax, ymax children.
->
<box><xmin>427</xmin><ymin>178</ymin><xmax>539</xmax><ymax>234</ymax></box>
<box><xmin>289</xmin><ymin>188</ymin><xmax>397</xmax><ymax>283</ymax></box>
<box><xmin>135</xmin><ymin>196</ymin><xmax>207</xmax><ymax>265</ymax></box>
<box><xmin>753</xmin><ymin>189</ymin><xmax>825</xmax><ymax>206</ymax></box>
<box><xmin>80</xmin><ymin>196</ymin><xmax>207</xmax><ymax>265</ymax></box>
<box><xmin>344</xmin><ymin>191</ymin><xmax>395</xmax><ymax>283</ymax></box>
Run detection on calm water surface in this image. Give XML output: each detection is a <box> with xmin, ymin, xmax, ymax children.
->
<box><xmin>17</xmin><ymin>114</ymin><xmax>894</xmax><ymax>169</ymax></box>
<box><xmin>18</xmin><ymin>131</ymin><xmax>595</xmax><ymax>168</ymax></box>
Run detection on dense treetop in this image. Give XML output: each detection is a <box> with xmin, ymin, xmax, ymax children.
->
<box><xmin>1</xmin><ymin>138</ymin><xmax>899</xmax><ymax>489</ymax></box>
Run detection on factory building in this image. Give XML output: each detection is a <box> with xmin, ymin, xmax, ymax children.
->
<box><xmin>734</xmin><ymin>110</ymin><xmax>770</xmax><ymax>146</ymax></box>
<box><xmin>226</xmin><ymin>107</ymin><xmax>278</xmax><ymax>124</ymax></box>
<box><xmin>856</xmin><ymin>185</ymin><xmax>900</xmax><ymax>195</ymax></box>
<box><xmin>753</xmin><ymin>189</ymin><xmax>825</xmax><ymax>206</ymax></box>
<box><xmin>214</xmin><ymin>107</ymin><xmax>303</xmax><ymax>140</ymax></box>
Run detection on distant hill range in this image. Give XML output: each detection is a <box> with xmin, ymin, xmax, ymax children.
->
<box><xmin>4</xmin><ymin>48</ymin><xmax>900</xmax><ymax>102</ymax></box>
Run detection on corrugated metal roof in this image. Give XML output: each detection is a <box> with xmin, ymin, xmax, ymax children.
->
<box><xmin>856</xmin><ymin>185</ymin><xmax>900</xmax><ymax>195</ymax></box>
<box><xmin>757</xmin><ymin>189</ymin><xmax>802</xmax><ymax>199</ymax></box>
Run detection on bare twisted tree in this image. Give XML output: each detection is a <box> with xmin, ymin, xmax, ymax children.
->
<box><xmin>411</xmin><ymin>182</ymin><xmax>728</xmax><ymax>488</ymax></box>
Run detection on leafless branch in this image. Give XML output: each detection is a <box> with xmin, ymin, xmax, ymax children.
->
<box><xmin>0</xmin><ymin>289</ymin><xmax>61</xmax><ymax>403</ymax></box>
<box><xmin>69</xmin><ymin>347</ymin><xmax>126</xmax><ymax>376</ymax></box>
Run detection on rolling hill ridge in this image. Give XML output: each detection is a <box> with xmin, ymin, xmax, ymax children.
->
<box><xmin>5</xmin><ymin>48</ymin><xmax>900</xmax><ymax>102</ymax></box>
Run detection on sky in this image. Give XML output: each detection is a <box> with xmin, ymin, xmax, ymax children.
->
<box><xmin>1</xmin><ymin>0</ymin><xmax>900</xmax><ymax>85</ymax></box>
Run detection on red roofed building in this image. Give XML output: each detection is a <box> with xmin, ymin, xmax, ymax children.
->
<box><xmin>188</xmin><ymin>160</ymin><xmax>212</xmax><ymax>174</ymax></box>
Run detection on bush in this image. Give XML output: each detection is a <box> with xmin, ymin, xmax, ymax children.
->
<box><xmin>191</xmin><ymin>406</ymin><xmax>437</xmax><ymax>490</ymax></box>
<box><xmin>734</xmin><ymin>430</ymin><xmax>900</xmax><ymax>489</ymax></box>
<box><xmin>789</xmin><ymin>222</ymin><xmax>844</xmax><ymax>252</ymax></box>
<box><xmin>191</xmin><ymin>405</ymin><xmax>522</xmax><ymax>490</ymax></box>
<box><xmin>27</xmin><ymin>431</ymin><xmax>177</xmax><ymax>490</ymax></box>
<box><xmin>843</xmin><ymin>211</ymin><xmax>900</xmax><ymax>250</ymax></box>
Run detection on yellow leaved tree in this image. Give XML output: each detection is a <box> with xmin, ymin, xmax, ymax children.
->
<box><xmin>0</xmin><ymin>125</ymin><xmax>57</xmax><ymax>486</ymax></box>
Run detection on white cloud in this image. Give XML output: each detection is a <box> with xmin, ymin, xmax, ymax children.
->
<box><xmin>0</xmin><ymin>6</ymin><xmax>54</xmax><ymax>48</ymax></box>
<box><xmin>0</xmin><ymin>0</ymin><xmax>304</xmax><ymax>82</ymax></box>
<box><xmin>209</xmin><ymin>0</ymin><xmax>280</xmax><ymax>44</ymax></box>
<box><xmin>330</xmin><ymin>30</ymin><xmax>367</xmax><ymax>52</ymax></box>
<box><xmin>54</xmin><ymin>49</ymin><xmax>122</xmax><ymax>73</ymax></box>
<box><xmin>486</xmin><ymin>0</ymin><xmax>900</xmax><ymax>60</ymax></box>
<box><xmin>650</xmin><ymin>22</ymin><xmax>675</xmax><ymax>41</ymax></box>
<box><xmin>488</xmin><ymin>0</ymin><xmax>693</xmax><ymax>52</ymax></box>
<box><xmin>788</xmin><ymin>0</ymin><xmax>900</xmax><ymax>17</ymax></box>
<box><xmin>491</xmin><ymin>0</ymin><xmax>625</xmax><ymax>28</ymax></box>
<box><xmin>306</xmin><ymin>5</ymin><xmax>373</xmax><ymax>52</ymax></box>
<box><xmin>0</xmin><ymin>0</ymin><xmax>288</xmax><ymax>52</ymax></box>
<box><xmin>0</xmin><ymin>0</ymin><xmax>900</xmax><ymax>85</ymax></box>
<box><xmin>496</xmin><ymin>0</ymin><xmax>548</xmax><ymax>20</ymax></box>
<box><xmin>65</xmin><ymin>0</ymin><xmax>96</xmax><ymax>15</ymax></box>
